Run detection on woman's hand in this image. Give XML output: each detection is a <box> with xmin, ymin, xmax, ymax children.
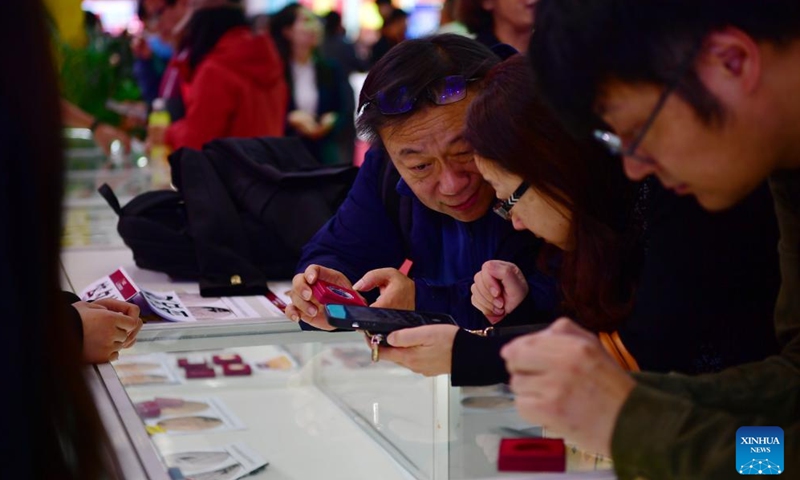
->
<box><xmin>471</xmin><ymin>260</ymin><xmax>529</xmax><ymax>323</ymax></box>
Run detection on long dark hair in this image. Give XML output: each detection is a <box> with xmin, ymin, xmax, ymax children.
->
<box><xmin>0</xmin><ymin>1</ymin><xmax>117</xmax><ymax>477</ymax></box>
<box><xmin>269</xmin><ymin>3</ymin><xmax>303</xmax><ymax>65</ymax></box>
<box><xmin>184</xmin><ymin>7</ymin><xmax>248</xmax><ymax>69</ymax></box>
<box><xmin>465</xmin><ymin>55</ymin><xmax>637</xmax><ymax>332</ymax></box>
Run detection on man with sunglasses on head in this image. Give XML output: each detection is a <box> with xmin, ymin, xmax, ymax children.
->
<box><xmin>285</xmin><ymin>35</ymin><xmax>558</xmax><ymax>338</ymax></box>
<box><xmin>499</xmin><ymin>0</ymin><xmax>800</xmax><ymax>478</ymax></box>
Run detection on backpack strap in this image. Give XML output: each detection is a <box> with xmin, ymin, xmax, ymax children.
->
<box><xmin>98</xmin><ymin>183</ymin><xmax>122</xmax><ymax>215</ymax></box>
<box><xmin>378</xmin><ymin>152</ymin><xmax>413</xmax><ymax>257</ymax></box>
<box><xmin>599</xmin><ymin>331</ymin><xmax>641</xmax><ymax>372</ymax></box>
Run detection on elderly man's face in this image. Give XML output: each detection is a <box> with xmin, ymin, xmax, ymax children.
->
<box><xmin>379</xmin><ymin>90</ymin><xmax>495</xmax><ymax>222</ymax></box>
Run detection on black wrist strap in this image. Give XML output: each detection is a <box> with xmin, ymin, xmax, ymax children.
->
<box><xmin>89</xmin><ymin>118</ymin><xmax>101</xmax><ymax>132</ymax></box>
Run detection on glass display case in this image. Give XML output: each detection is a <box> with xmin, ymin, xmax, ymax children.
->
<box><xmin>89</xmin><ymin>325</ymin><xmax>615</xmax><ymax>480</ymax></box>
<box><xmin>60</xmin><ymin>158</ymin><xmax>616</xmax><ymax>480</ymax></box>
<box><xmin>62</xmin><ymin>128</ymin><xmax>152</xmax><ymax>249</ymax></box>
<box><xmin>65</xmin><ymin>250</ymin><xmax>617</xmax><ymax>480</ymax></box>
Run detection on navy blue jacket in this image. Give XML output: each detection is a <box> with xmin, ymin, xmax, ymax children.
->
<box><xmin>297</xmin><ymin>148</ymin><xmax>559</xmax><ymax>330</ymax></box>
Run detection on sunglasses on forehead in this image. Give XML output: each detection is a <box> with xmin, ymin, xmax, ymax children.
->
<box><xmin>359</xmin><ymin>75</ymin><xmax>479</xmax><ymax>116</ymax></box>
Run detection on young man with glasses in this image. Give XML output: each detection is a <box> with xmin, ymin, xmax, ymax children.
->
<box><xmin>500</xmin><ymin>0</ymin><xmax>800</xmax><ymax>477</ymax></box>
<box><xmin>285</xmin><ymin>35</ymin><xmax>559</xmax><ymax>336</ymax></box>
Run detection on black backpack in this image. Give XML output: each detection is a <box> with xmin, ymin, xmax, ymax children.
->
<box><xmin>99</xmin><ymin>137</ymin><xmax>358</xmax><ymax>296</ymax></box>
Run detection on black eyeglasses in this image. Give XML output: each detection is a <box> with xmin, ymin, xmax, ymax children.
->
<box><xmin>593</xmin><ymin>45</ymin><xmax>701</xmax><ymax>164</ymax></box>
<box><xmin>493</xmin><ymin>182</ymin><xmax>529</xmax><ymax>221</ymax></box>
<box><xmin>358</xmin><ymin>75</ymin><xmax>477</xmax><ymax>116</ymax></box>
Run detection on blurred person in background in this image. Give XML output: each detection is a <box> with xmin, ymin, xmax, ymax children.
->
<box><xmin>319</xmin><ymin>10</ymin><xmax>366</xmax><ymax>165</ymax></box>
<box><xmin>320</xmin><ymin>11</ymin><xmax>367</xmax><ymax>79</ymax></box>
<box><xmin>459</xmin><ymin>0</ymin><xmax>535</xmax><ymax>52</ymax></box>
<box><xmin>145</xmin><ymin>0</ymin><xmax>190</xmax><ymax>121</ymax></box>
<box><xmin>148</xmin><ymin>0</ymin><xmax>288</xmax><ymax>151</ymax></box>
<box><xmin>45</xmin><ymin>0</ymin><xmax>133</xmax><ymax>153</ymax></box>
<box><xmin>251</xmin><ymin>13</ymin><xmax>272</xmax><ymax>35</ymax></box>
<box><xmin>133</xmin><ymin>0</ymin><xmax>182</xmax><ymax>106</ymax></box>
<box><xmin>376</xmin><ymin>0</ymin><xmax>394</xmax><ymax>23</ymax></box>
<box><xmin>437</xmin><ymin>0</ymin><xmax>471</xmax><ymax>36</ymax></box>
<box><xmin>370</xmin><ymin>8</ymin><xmax>408</xmax><ymax>66</ymax></box>
<box><xmin>1</xmin><ymin>0</ymin><xmax>121</xmax><ymax>476</ymax></box>
<box><xmin>271</xmin><ymin>4</ymin><xmax>353</xmax><ymax>165</ymax></box>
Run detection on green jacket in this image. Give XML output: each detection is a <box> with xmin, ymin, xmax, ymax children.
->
<box><xmin>611</xmin><ymin>170</ymin><xmax>800</xmax><ymax>480</ymax></box>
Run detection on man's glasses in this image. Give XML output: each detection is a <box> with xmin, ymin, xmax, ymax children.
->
<box><xmin>359</xmin><ymin>75</ymin><xmax>476</xmax><ymax>116</ymax></box>
<box><xmin>593</xmin><ymin>45</ymin><xmax>701</xmax><ymax>164</ymax></box>
<box><xmin>493</xmin><ymin>182</ymin><xmax>529</xmax><ymax>221</ymax></box>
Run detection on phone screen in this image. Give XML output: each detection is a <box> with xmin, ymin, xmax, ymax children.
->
<box><xmin>325</xmin><ymin>304</ymin><xmax>456</xmax><ymax>331</ymax></box>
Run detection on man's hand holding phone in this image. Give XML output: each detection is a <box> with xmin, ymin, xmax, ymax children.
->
<box><xmin>286</xmin><ymin>265</ymin><xmax>366</xmax><ymax>330</ymax></box>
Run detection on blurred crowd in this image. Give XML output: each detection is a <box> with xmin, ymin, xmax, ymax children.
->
<box><xmin>51</xmin><ymin>0</ymin><xmax>537</xmax><ymax>166</ymax></box>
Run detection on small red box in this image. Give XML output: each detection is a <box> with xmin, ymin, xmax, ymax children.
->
<box><xmin>212</xmin><ymin>354</ymin><xmax>242</xmax><ymax>365</ymax></box>
<box><xmin>497</xmin><ymin>438</ymin><xmax>566</xmax><ymax>472</ymax></box>
<box><xmin>185</xmin><ymin>367</ymin><xmax>216</xmax><ymax>379</ymax></box>
<box><xmin>178</xmin><ymin>357</ymin><xmax>208</xmax><ymax>368</ymax></box>
<box><xmin>223</xmin><ymin>363</ymin><xmax>252</xmax><ymax>376</ymax></box>
<box><xmin>182</xmin><ymin>363</ymin><xmax>210</xmax><ymax>371</ymax></box>
<box><xmin>311</xmin><ymin>279</ymin><xmax>367</xmax><ymax>306</ymax></box>
<box><xmin>135</xmin><ymin>401</ymin><xmax>161</xmax><ymax>418</ymax></box>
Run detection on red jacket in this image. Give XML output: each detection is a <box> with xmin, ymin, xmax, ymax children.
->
<box><xmin>166</xmin><ymin>27</ymin><xmax>288</xmax><ymax>150</ymax></box>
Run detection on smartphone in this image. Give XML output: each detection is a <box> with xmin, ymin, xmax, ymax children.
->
<box><xmin>311</xmin><ymin>279</ymin><xmax>367</xmax><ymax>307</ymax></box>
<box><xmin>324</xmin><ymin>304</ymin><xmax>456</xmax><ymax>333</ymax></box>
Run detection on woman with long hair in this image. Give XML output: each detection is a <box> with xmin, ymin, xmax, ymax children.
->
<box><xmin>466</xmin><ymin>55</ymin><xmax>636</xmax><ymax>333</ymax></box>
<box><xmin>1</xmin><ymin>1</ymin><xmax>119</xmax><ymax>477</ymax></box>
<box><xmin>269</xmin><ymin>3</ymin><xmax>353</xmax><ymax>165</ymax></box>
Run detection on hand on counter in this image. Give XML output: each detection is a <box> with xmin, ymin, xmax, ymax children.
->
<box><xmin>74</xmin><ymin>299</ymin><xmax>143</xmax><ymax>363</ymax></box>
